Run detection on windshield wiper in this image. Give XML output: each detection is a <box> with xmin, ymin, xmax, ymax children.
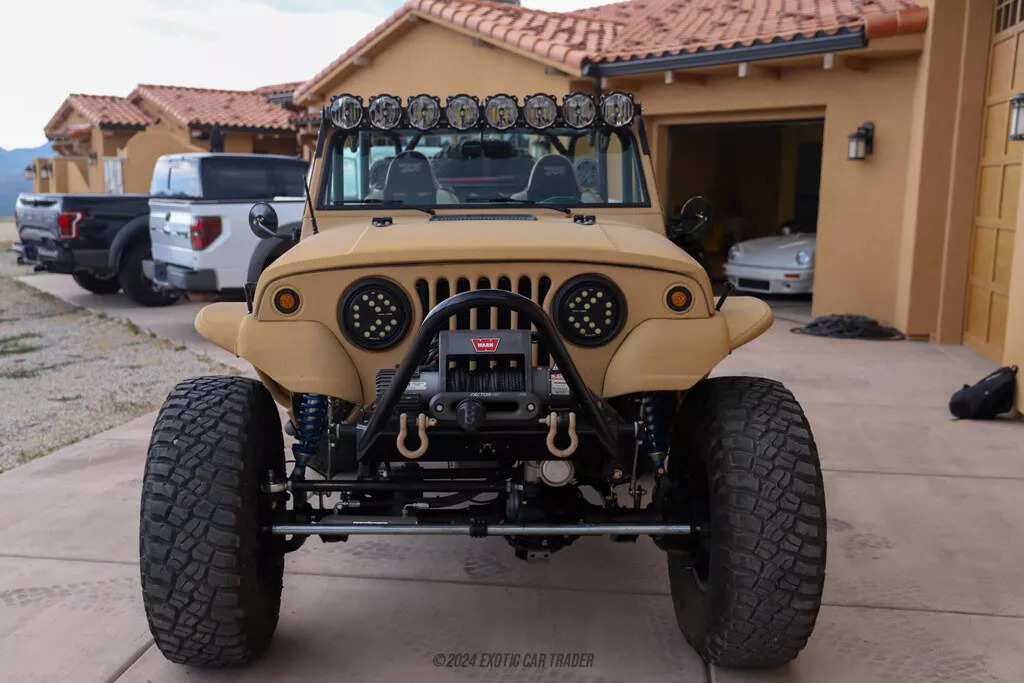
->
<box><xmin>465</xmin><ymin>196</ymin><xmax>571</xmax><ymax>215</ymax></box>
<box><xmin>344</xmin><ymin>199</ymin><xmax>435</xmax><ymax>215</ymax></box>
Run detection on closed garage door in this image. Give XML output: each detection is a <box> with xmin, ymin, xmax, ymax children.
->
<box><xmin>966</xmin><ymin>0</ymin><xmax>1022</xmax><ymax>361</ymax></box>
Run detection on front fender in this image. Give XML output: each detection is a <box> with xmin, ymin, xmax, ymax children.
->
<box><xmin>601</xmin><ymin>296</ymin><xmax>773</xmax><ymax>397</ymax></box>
<box><xmin>195</xmin><ymin>302</ymin><xmax>362</xmax><ymax>403</ymax></box>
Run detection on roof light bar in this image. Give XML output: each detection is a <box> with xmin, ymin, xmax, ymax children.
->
<box><xmin>406</xmin><ymin>94</ymin><xmax>441</xmax><ymax>130</ymax></box>
<box><xmin>523</xmin><ymin>93</ymin><xmax>558</xmax><ymax>129</ymax></box>
<box><xmin>562</xmin><ymin>92</ymin><xmax>596</xmax><ymax>129</ymax></box>
<box><xmin>484</xmin><ymin>94</ymin><xmax>518</xmax><ymax>130</ymax></box>
<box><xmin>324</xmin><ymin>93</ymin><xmax>641</xmax><ymax>131</ymax></box>
<box><xmin>599</xmin><ymin>91</ymin><xmax>635</xmax><ymax>127</ymax></box>
<box><xmin>367</xmin><ymin>94</ymin><xmax>402</xmax><ymax>130</ymax></box>
<box><xmin>329</xmin><ymin>94</ymin><xmax>363</xmax><ymax>129</ymax></box>
<box><xmin>445</xmin><ymin>94</ymin><xmax>480</xmax><ymax>130</ymax></box>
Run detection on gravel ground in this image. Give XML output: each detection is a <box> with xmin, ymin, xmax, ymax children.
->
<box><xmin>0</xmin><ymin>244</ymin><xmax>235</xmax><ymax>471</ymax></box>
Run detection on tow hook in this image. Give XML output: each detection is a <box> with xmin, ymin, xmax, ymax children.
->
<box><xmin>539</xmin><ymin>412</ymin><xmax>578</xmax><ymax>458</ymax></box>
<box><xmin>396</xmin><ymin>413</ymin><xmax>437</xmax><ymax>459</ymax></box>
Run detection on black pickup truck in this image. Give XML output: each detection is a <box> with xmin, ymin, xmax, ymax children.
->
<box><xmin>13</xmin><ymin>193</ymin><xmax>179</xmax><ymax>306</ymax></box>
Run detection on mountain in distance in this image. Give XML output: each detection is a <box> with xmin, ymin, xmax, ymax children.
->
<box><xmin>0</xmin><ymin>142</ymin><xmax>53</xmax><ymax>218</ymax></box>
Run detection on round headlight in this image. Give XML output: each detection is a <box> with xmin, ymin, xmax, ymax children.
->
<box><xmin>553</xmin><ymin>274</ymin><xmax>627</xmax><ymax>347</ymax></box>
<box><xmin>728</xmin><ymin>244</ymin><xmax>741</xmax><ymax>262</ymax></box>
<box><xmin>523</xmin><ymin>93</ymin><xmax>557</xmax><ymax>129</ymax></box>
<box><xmin>367</xmin><ymin>94</ymin><xmax>402</xmax><ymax>130</ymax></box>
<box><xmin>445</xmin><ymin>95</ymin><xmax>480</xmax><ymax>130</ymax></box>
<box><xmin>796</xmin><ymin>249</ymin><xmax>812</xmax><ymax>266</ymax></box>
<box><xmin>600</xmin><ymin>91</ymin><xmax>635</xmax><ymax>127</ymax></box>
<box><xmin>329</xmin><ymin>94</ymin><xmax>363</xmax><ymax>129</ymax></box>
<box><xmin>406</xmin><ymin>94</ymin><xmax>441</xmax><ymax>130</ymax></box>
<box><xmin>339</xmin><ymin>278</ymin><xmax>411</xmax><ymax>350</ymax></box>
<box><xmin>563</xmin><ymin>93</ymin><xmax>596</xmax><ymax>129</ymax></box>
<box><xmin>484</xmin><ymin>94</ymin><xmax>518</xmax><ymax>130</ymax></box>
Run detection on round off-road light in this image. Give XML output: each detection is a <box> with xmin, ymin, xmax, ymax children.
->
<box><xmin>666</xmin><ymin>285</ymin><xmax>692</xmax><ymax>313</ymax></box>
<box><xmin>523</xmin><ymin>94</ymin><xmax>557</xmax><ymax>129</ymax></box>
<box><xmin>445</xmin><ymin>95</ymin><xmax>480</xmax><ymax>130</ymax></box>
<box><xmin>553</xmin><ymin>274</ymin><xmax>627</xmax><ymax>347</ymax></box>
<box><xmin>274</xmin><ymin>288</ymin><xmax>301</xmax><ymax>315</ymax></box>
<box><xmin>406</xmin><ymin>94</ymin><xmax>441</xmax><ymax>130</ymax></box>
<box><xmin>329</xmin><ymin>94</ymin><xmax>363</xmax><ymax>129</ymax></box>
<box><xmin>600</xmin><ymin>91</ymin><xmax>634</xmax><ymax>127</ymax></box>
<box><xmin>563</xmin><ymin>93</ymin><xmax>596</xmax><ymax>129</ymax></box>
<box><xmin>339</xmin><ymin>278</ymin><xmax>411</xmax><ymax>350</ymax></box>
<box><xmin>367</xmin><ymin>94</ymin><xmax>402</xmax><ymax>130</ymax></box>
<box><xmin>484</xmin><ymin>94</ymin><xmax>518</xmax><ymax>130</ymax></box>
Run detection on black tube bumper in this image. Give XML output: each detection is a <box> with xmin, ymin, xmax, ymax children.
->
<box><xmin>356</xmin><ymin>289</ymin><xmax>626</xmax><ymax>461</ymax></box>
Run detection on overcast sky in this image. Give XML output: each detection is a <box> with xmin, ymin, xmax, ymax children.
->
<box><xmin>0</xmin><ymin>0</ymin><xmax>614</xmax><ymax>151</ymax></box>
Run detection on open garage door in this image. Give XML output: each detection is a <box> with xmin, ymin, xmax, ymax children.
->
<box><xmin>666</xmin><ymin>119</ymin><xmax>824</xmax><ymax>296</ymax></box>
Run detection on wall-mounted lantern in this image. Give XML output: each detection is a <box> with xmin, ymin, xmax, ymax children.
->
<box><xmin>39</xmin><ymin>163</ymin><xmax>53</xmax><ymax>180</ymax></box>
<box><xmin>848</xmin><ymin>122</ymin><xmax>875</xmax><ymax>161</ymax></box>
<box><xmin>87</xmin><ymin>152</ymin><xmax>98</xmax><ymax>166</ymax></box>
<box><xmin>1009</xmin><ymin>94</ymin><xmax>1024</xmax><ymax>140</ymax></box>
<box><xmin>24</xmin><ymin>165</ymin><xmax>36</xmax><ymax>180</ymax></box>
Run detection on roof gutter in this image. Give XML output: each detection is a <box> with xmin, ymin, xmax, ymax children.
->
<box><xmin>585</xmin><ymin>29</ymin><xmax>867</xmax><ymax>77</ymax></box>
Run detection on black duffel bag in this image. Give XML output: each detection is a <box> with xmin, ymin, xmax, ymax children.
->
<box><xmin>949</xmin><ymin>365</ymin><xmax>1018</xmax><ymax>420</ymax></box>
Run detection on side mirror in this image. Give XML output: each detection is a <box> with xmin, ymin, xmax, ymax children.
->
<box><xmin>669</xmin><ymin>196</ymin><xmax>715</xmax><ymax>240</ymax></box>
<box><xmin>249</xmin><ymin>202</ymin><xmax>282</xmax><ymax>239</ymax></box>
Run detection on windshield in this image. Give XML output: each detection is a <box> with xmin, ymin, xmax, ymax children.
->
<box><xmin>319</xmin><ymin>126</ymin><xmax>649</xmax><ymax>210</ymax></box>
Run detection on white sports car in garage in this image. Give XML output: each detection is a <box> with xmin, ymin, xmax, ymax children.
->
<box><xmin>723</xmin><ymin>232</ymin><xmax>816</xmax><ymax>294</ymax></box>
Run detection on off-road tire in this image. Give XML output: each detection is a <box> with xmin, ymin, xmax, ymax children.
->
<box><xmin>666</xmin><ymin>376</ymin><xmax>826</xmax><ymax>668</ymax></box>
<box><xmin>140</xmin><ymin>377</ymin><xmax>286</xmax><ymax>666</ymax></box>
<box><xmin>119</xmin><ymin>241</ymin><xmax>180</xmax><ymax>307</ymax></box>
<box><xmin>71</xmin><ymin>270</ymin><xmax>120</xmax><ymax>294</ymax></box>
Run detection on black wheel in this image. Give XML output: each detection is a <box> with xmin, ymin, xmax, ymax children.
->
<box><xmin>140</xmin><ymin>377</ymin><xmax>286</xmax><ymax>666</ymax></box>
<box><xmin>71</xmin><ymin>270</ymin><xmax>120</xmax><ymax>294</ymax></box>
<box><xmin>119</xmin><ymin>241</ymin><xmax>180</xmax><ymax>306</ymax></box>
<box><xmin>664</xmin><ymin>376</ymin><xmax>826</xmax><ymax>668</ymax></box>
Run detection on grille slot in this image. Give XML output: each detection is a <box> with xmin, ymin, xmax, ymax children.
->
<box><xmin>415</xmin><ymin>275</ymin><xmax>553</xmax><ymax>365</ymax></box>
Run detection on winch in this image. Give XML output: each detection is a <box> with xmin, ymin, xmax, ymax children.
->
<box><xmin>374</xmin><ymin>329</ymin><xmax>571</xmax><ymax>430</ymax></box>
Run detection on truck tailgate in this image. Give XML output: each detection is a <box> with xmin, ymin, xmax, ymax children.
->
<box><xmin>15</xmin><ymin>195</ymin><xmax>60</xmax><ymax>241</ymax></box>
<box><xmin>149</xmin><ymin>200</ymin><xmax>198</xmax><ymax>268</ymax></box>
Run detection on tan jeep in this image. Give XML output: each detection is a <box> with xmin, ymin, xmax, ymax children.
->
<box><xmin>138</xmin><ymin>92</ymin><xmax>826</xmax><ymax>669</ymax></box>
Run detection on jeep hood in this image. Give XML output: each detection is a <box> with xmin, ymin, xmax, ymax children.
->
<box><xmin>263</xmin><ymin>217</ymin><xmax>702</xmax><ymax>282</ymax></box>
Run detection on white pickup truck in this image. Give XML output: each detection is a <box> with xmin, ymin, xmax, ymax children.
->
<box><xmin>144</xmin><ymin>153</ymin><xmax>307</xmax><ymax>294</ymax></box>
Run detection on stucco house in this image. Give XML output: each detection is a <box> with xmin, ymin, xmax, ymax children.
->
<box><xmin>290</xmin><ymin>0</ymin><xmax>1022</xmax><ymax>403</ymax></box>
<box><xmin>30</xmin><ymin>84</ymin><xmax>302</xmax><ymax>195</ymax></box>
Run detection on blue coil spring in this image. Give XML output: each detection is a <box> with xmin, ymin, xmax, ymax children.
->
<box><xmin>640</xmin><ymin>392</ymin><xmax>672</xmax><ymax>472</ymax></box>
<box><xmin>292</xmin><ymin>393</ymin><xmax>328</xmax><ymax>469</ymax></box>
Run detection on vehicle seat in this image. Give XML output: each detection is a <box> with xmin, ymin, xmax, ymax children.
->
<box><xmin>511</xmin><ymin>155</ymin><xmax>581</xmax><ymax>203</ymax></box>
<box><xmin>382</xmin><ymin>151</ymin><xmax>457</xmax><ymax>204</ymax></box>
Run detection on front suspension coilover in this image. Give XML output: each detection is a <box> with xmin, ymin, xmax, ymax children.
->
<box><xmin>292</xmin><ymin>393</ymin><xmax>328</xmax><ymax>476</ymax></box>
<box><xmin>639</xmin><ymin>392</ymin><xmax>674</xmax><ymax>473</ymax></box>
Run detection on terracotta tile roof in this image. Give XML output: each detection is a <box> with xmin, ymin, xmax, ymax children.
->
<box><xmin>253</xmin><ymin>81</ymin><xmax>304</xmax><ymax>96</ymax></box>
<box><xmin>130</xmin><ymin>84</ymin><xmax>296</xmax><ymax>131</ymax></box>
<box><xmin>44</xmin><ymin>94</ymin><xmax>151</xmax><ymax>136</ymax></box>
<box><xmin>295</xmin><ymin>0</ymin><xmax>928</xmax><ymax>100</ymax></box>
<box><xmin>597</xmin><ymin>0</ymin><xmax>925</xmax><ymax>63</ymax></box>
<box><xmin>294</xmin><ymin>0</ymin><xmax>622</xmax><ymax>102</ymax></box>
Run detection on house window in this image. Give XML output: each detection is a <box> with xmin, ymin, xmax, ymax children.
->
<box><xmin>103</xmin><ymin>157</ymin><xmax>124</xmax><ymax>194</ymax></box>
<box><xmin>995</xmin><ymin>0</ymin><xmax>1023</xmax><ymax>34</ymax></box>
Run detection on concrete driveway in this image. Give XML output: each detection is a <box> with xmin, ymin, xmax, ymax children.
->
<box><xmin>1</xmin><ymin>276</ymin><xmax>1023</xmax><ymax>682</ymax></box>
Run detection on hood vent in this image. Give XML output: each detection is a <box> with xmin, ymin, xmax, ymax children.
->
<box><xmin>428</xmin><ymin>214</ymin><xmax>537</xmax><ymax>222</ymax></box>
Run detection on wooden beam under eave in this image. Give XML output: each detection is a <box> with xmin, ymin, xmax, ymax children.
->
<box><xmin>844</xmin><ymin>56</ymin><xmax>870</xmax><ymax>72</ymax></box>
<box><xmin>664</xmin><ymin>71</ymin><xmax>708</xmax><ymax>86</ymax></box>
<box><xmin>352</xmin><ymin>55</ymin><xmax>373</xmax><ymax>67</ymax></box>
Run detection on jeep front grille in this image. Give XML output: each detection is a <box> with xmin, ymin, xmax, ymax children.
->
<box><xmin>415</xmin><ymin>275</ymin><xmax>552</xmax><ymax>365</ymax></box>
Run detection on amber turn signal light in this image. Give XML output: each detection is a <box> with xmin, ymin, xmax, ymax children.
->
<box><xmin>666</xmin><ymin>286</ymin><xmax>692</xmax><ymax>312</ymax></box>
<box><xmin>274</xmin><ymin>288</ymin><xmax>300</xmax><ymax>314</ymax></box>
